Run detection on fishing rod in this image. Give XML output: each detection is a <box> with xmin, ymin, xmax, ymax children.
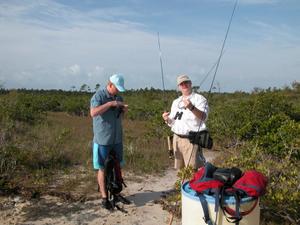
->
<box><xmin>168</xmin><ymin>1</ymin><xmax>239</xmax><ymax>224</ymax></box>
<box><xmin>157</xmin><ymin>32</ymin><xmax>174</xmax><ymax>159</ymax></box>
<box><xmin>157</xmin><ymin>32</ymin><xmax>167</xmax><ymax>109</ymax></box>
<box><xmin>189</xmin><ymin>0</ymin><xmax>239</xmax><ymax>165</ymax></box>
<box><xmin>208</xmin><ymin>0</ymin><xmax>238</xmax><ymax>97</ymax></box>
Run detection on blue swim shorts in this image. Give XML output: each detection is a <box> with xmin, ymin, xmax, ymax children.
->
<box><xmin>93</xmin><ymin>142</ymin><xmax>124</xmax><ymax>170</ymax></box>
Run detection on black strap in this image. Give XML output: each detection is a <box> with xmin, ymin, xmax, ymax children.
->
<box><xmin>214</xmin><ymin>189</ymin><xmax>221</xmax><ymax>224</ymax></box>
<box><xmin>198</xmin><ymin>194</ymin><xmax>214</xmax><ymax>225</ymax></box>
<box><xmin>175</xmin><ymin>133</ymin><xmax>189</xmax><ymax>138</ymax></box>
<box><xmin>214</xmin><ymin>189</ymin><xmax>220</xmax><ymax>213</ymax></box>
<box><xmin>112</xmin><ymin>195</ymin><xmax>128</xmax><ymax>213</ymax></box>
<box><xmin>233</xmin><ymin>191</ymin><xmax>241</xmax><ymax>225</ymax></box>
<box><xmin>220</xmin><ymin>188</ymin><xmax>242</xmax><ymax>224</ymax></box>
<box><xmin>122</xmin><ymin>180</ymin><xmax>127</xmax><ymax>188</ymax></box>
<box><xmin>224</xmin><ymin>196</ymin><xmax>258</xmax><ymax>217</ymax></box>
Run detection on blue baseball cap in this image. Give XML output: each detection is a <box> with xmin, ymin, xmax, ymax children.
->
<box><xmin>109</xmin><ymin>73</ymin><xmax>126</xmax><ymax>92</ymax></box>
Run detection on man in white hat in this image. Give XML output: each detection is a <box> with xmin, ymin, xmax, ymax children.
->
<box><xmin>162</xmin><ymin>74</ymin><xmax>209</xmax><ymax>170</ymax></box>
<box><xmin>90</xmin><ymin>73</ymin><xmax>129</xmax><ymax>209</ymax></box>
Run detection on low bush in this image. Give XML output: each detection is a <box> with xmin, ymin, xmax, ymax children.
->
<box><xmin>221</xmin><ymin>143</ymin><xmax>300</xmax><ymax>224</ymax></box>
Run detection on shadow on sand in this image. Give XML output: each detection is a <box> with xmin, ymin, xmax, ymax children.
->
<box><xmin>127</xmin><ymin>189</ymin><xmax>174</xmax><ymax>207</ymax></box>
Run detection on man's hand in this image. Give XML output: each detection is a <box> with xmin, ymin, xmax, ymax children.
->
<box><xmin>111</xmin><ymin>100</ymin><xmax>125</xmax><ymax>108</ymax></box>
<box><xmin>162</xmin><ymin>111</ymin><xmax>170</xmax><ymax>121</ymax></box>
<box><xmin>182</xmin><ymin>97</ymin><xmax>193</xmax><ymax>110</ymax></box>
<box><xmin>122</xmin><ymin>104</ymin><xmax>129</xmax><ymax>113</ymax></box>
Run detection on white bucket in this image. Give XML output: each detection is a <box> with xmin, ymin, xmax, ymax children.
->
<box><xmin>181</xmin><ymin>182</ymin><xmax>260</xmax><ymax>225</ymax></box>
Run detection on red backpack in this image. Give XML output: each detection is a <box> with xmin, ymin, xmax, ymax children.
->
<box><xmin>221</xmin><ymin>170</ymin><xmax>267</xmax><ymax>220</ymax></box>
<box><xmin>232</xmin><ymin>170</ymin><xmax>267</xmax><ymax>197</ymax></box>
<box><xmin>189</xmin><ymin>163</ymin><xmax>228</xmax><ymax>225</ymax></box>
<box><xmin>189</xmin><ymin>162</ymin><xmax>224</xmax><ymax>194</ymax></box>
<box><xmin>189</xmin><ymin>163</ymin><xmax>268</xmax><ymax>225</ymax></box>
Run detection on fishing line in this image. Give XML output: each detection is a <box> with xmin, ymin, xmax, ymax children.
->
<box><xmin>208</xmin><ymin>0</ymin><xmax>238</xmax><ymax>97</ymax></box>
<box><xmin>198</xmin><ymin>50</ymin><xmax>225</xmax><ymax>90</ymax></box>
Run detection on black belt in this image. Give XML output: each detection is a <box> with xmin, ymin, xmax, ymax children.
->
<box><xmin>175</xmin><ymin>133</ymin><xmax>189</xmax><ymax>139</ymax></box>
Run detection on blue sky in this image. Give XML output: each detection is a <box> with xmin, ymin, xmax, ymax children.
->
<box><xmin>0</xmin><ymin>0</ymin><xmax>299</xmax><ymax>92</ymax></box>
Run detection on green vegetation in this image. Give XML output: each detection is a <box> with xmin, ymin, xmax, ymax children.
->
<box><xmin>0</xmin><ymin>82</ymin><xmax>299</xmax><ymax>224</ymax></box>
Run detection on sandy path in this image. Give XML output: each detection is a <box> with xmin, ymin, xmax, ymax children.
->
<box><xmin>0</xmin><ymin>150</ymin><xmax>216</xmax><ymax>225</ymax></box>
<box><xmin>0</xmin><ymin>169</ymin><xmax>180</xmax><ymax>225</ymax></box>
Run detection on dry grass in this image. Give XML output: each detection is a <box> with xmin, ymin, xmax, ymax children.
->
<box><xmin>47</xmin><ymin>112</ymin><xmax>93</xmax><ymax>166</ymax></box>
<box><xmin>46</xmin><ymin>112</ymin><xmax>171</xmax><ymax>173</ymax></box>
<box><xmin>0</xmin><ymin>111</ymin><xmax>172</xmax><ymax>201</ymax></box>
<box><xmin>32</xmin><ymin>113</ymin><xmax>170</xmax><ymax>196</ymax></box>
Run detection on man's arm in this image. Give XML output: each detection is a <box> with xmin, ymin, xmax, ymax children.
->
<box><xmin>188</xmin><ymin>105</ymin><xmax>206</xmax><ymax>121</ymax></box>
<box><xmin>183</xmin><ymin>97</ymin><xmax>207</xmax><ymax>121</ymax></box>
<box><xmin>90</xmin><ymin>101</ymin><xmax>124</xmax><ymax>117</ymax></box>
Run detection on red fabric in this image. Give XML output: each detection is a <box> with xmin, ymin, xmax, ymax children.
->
<box><xmin>189</xmin><ymin>167</ymin><xmax>205</xmax><ymax>184</ymax></box>
<box><xmin>233</xmin><ymin>170</ymin><xmax>267</xmax><ymax>197</ymax></box>
<box><xmin>190</xmin><ymin>167</ymin><xmax>224</xmax><ymax>193</ymax></box>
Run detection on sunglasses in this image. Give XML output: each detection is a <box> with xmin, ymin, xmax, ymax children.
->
<box><xmin>179</xmin><ymin>81</ymin><xmax>191</xmax><ymax>86</ymax></box>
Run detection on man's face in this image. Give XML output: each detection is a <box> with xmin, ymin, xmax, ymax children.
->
<box><xmin>108</xmin><ymin>82</ymin><xmax>119</xmax><ymax>95</ymax></box>
<box><xmin>179</xmin><ymin>81</ymin><xmax>192</xmax><ymax>95</ymax></box>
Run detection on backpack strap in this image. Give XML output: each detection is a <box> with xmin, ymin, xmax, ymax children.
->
<box><xmin>224</xmin><ymin>196</ymin><xmax>258</xmax><ymax>217</ymax></box>
<box><xmin>122</xmin><ymin>180</ymin><xmax>127</xmax><ymax>188</ymax></box>
<box><xmin>220</xmin><ymin>188</ymin><xmax>242</xmax><ymax>225</ymax></box>
<box><xmin>213</xmin><ymin>189</ymin><xmax>222</xmax><ymax>225</ymax></box>
<box><xmin>198</xmin><ymin>194</ymin><xmax>214</xmax><ymax>225</ymax></box>
<box><xmin>220</xmin><ymin>188</ymin><xmax>258</xmax><ymax>225</ymax></box>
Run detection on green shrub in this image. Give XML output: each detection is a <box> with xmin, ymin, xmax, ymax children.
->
<box><xmin>0</xmin><ymin>145</ymin><xmax>18</xmax><ymax>175</ymax></box>
<box><xmin>0</xmin><ymin>92</ymin><xmax>44</xmax><ymax>124</ymax></box>
<box><xmin>62</xmin><ymin>97</ymin><xmax>89</xmax><ymax>116</ymax></box>
<box><xmin>254</xmin><ymin>116</ymin><xmax>300</xmax><ymax>158</ymax></box>
<box><xmin>221</xmin><ymin>143</ymin><xmax>300</xmax><ymax>224</ymax></box>
<box><xmin>209</xmin><ymin>91</ymin><xmax>297</xmax><ymax>147</ymax></box>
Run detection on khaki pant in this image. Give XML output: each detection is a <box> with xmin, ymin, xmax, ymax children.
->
<box><xmin>173</xmin><ymin>134</ymin><xmax>203</xmax><ymax>170</ymax></box>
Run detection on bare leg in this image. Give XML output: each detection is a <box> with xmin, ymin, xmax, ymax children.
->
<box><xmin>97</xmin><ymin>169</ymin><xmax>107</xmax><ymax>198</ymax></box>
<box><xmin>98</xmin><ymin>169</ymin><xmax>113</xmax><ymax>210</ymax></box>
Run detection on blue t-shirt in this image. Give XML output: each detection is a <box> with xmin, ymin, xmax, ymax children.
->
<box><xmin>90</xmin><ymin>88</ymin><xmax>123</xmax><ymax>145</ymax></box>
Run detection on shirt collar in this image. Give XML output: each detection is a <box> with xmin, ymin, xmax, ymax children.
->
<box><xmin>104</xmin><ymin>88</ymin><xmax>116</xmax><ymax>99</ymax></box>
<box><xmin>181</xmin><ymin>91</ymin><xmax>194</xmax><ymax>99</ymax></box>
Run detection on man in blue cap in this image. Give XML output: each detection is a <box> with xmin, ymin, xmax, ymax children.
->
<box><xmin>90</xmin><ymin>74</ymin><xmax>128</xmax><ymax>209</ymax></box>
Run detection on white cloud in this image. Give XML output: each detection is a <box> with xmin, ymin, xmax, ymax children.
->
<box><xmin>87</xmin><ymin>65</ymin><xmax>104</xmax><ymax>78</ymax></box>
<box><xmin>68</xmin><ymin>64</ymin><xmax>81</xmax><ymax>75</ymax></box>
